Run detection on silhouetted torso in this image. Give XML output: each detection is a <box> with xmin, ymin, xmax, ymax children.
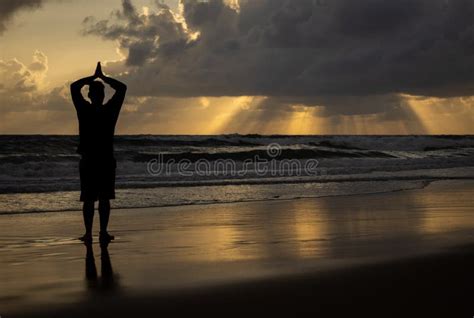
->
<box><xmin>75</xmin><ymin>98</ymin><xmax>121</xmax><ymax>158</ymax></box>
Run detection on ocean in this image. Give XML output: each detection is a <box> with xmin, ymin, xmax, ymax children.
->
<box><xmin>1</xmin><ymin>135</ymin><xmax>473</xmax><ymax>214</ymax></box>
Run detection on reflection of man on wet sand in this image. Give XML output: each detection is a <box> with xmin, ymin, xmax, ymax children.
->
<box><xmin>70</xmin><ymin>62</ymin><xmax>127</xmax><ymax>243</ymax></box>
<box><xmin>85</xmin><ymin>242</ymin><xmax>118</xmax><ymax>292</ymax></box>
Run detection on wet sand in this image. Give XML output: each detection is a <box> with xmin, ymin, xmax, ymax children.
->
<box><xmin>1</xmin><ymin>180</ymin><xmax>473</xmax><ymax>317</ymax></box>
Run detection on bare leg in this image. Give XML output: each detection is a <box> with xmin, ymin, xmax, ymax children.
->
<box><xmin>98</xmin><ymin>199</ymin><xmax>110</xmax><ymax>232</ymax></box>
<box><xmin>80</xmin><ymin>201</ymin><xmax>94</xmax><ymax>242</ymax></box>
<box><xmin>99</xmin><ymin>199</ymin><xmax>114</xmax><ymax>242</ymax></box>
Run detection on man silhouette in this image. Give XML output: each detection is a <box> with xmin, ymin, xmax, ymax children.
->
<box><xmin>71</xmin><ymin>62</ymin><xmax>127</xmax><ymax>243</ymax></box>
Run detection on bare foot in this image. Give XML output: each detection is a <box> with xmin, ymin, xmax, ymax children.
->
<box><xmin>99</xmin><ymin>232</ymin><xmax>115</xmax><ymax>244</ymax></box>
<box><xmin>79</xmin><ymin>233</ymin><xmax>93</xmax><ymax>243</ymax></box>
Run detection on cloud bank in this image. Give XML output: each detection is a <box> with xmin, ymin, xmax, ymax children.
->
<box><xmin>82</xmin><ymin>0</ymin><xmax>474</xmax><ymax>101</ymax></box>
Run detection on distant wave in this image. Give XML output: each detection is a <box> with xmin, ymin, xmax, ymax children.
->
<box><xmin>0</xmin><ymin>135</ymin><xmax>473</xmax><ymax>195</ymax></box>
<box><xmin>0</xmin><ymin>167</ymin><xmax>473</xmax><ymax>194</ymax></box>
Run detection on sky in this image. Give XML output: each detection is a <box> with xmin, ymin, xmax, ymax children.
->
<box><xmin>0</xmin><ymin>0</ymin><xmax>473</xmax><ymax>135</ymax></box>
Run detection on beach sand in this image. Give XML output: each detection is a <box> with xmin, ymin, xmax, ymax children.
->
<box><xmin>1</xmin><ymin>180</ymin><xmax>473</xmax><ymax>317</ymax></box>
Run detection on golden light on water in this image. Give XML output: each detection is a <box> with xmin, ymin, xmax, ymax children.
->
<box><xmin>291</xmin><ymin>201</ymin><xmax>329</xmax><ymax>258</ymax></box>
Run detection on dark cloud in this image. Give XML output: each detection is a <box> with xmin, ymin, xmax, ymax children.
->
<box><xmin>82</xmin><ymin>0</ymin><xmax>189</xmax><ymax>66</ymax></box>
<box><xmin>0</xmin><ymin>0</ymin><xmax>43</xmax><ymax>35</ymax></box>
<box><xmin>82</xmin><ymin>0</ymin><xmax>474</xmax><ymax>115</ymax></box>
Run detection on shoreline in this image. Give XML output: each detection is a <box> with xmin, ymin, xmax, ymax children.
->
<box><xmin>1</xmin><ymin>179</ymin><xmax>473</xmax><ymax>316</ymax></box>
<box><xmin>0</xmin><ymin>180</ymin><xmax>430</xmax><ymax>215</ymax></box>
<box><xmin>0</xmin><ymin>177</ymin><xmax>466</xmax><ymax>215</ymax></box>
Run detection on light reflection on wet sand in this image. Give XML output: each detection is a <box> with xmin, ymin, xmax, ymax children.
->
<box><xmin>0</xmin><ymin>180</ymin><xmax>473</xmax><ymax>312</ymax></box>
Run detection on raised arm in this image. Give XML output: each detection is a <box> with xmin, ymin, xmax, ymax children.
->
<box><xmin>101</xmin><ymin>73</ymin><xmax>127</xmax><ymax>93</ymax></box>
<box><xmin>70</xmin><ymin>64</ymin><xmax>100</xmax><ymax>108</ymax></box>
<box><xmin>70</xmin><ymin>75</ymin><xmax>95</xmax><ymax>105</ymax></box>
<box><xmin>98</xmin><ymin>63</ymin><xmax>127</xmax><ymax>106</ymax></box>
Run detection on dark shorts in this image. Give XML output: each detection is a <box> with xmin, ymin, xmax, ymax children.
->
<box><xmin>79</xmin><ymin>157</ymin><xmax>116</xmax><ymax>202</ymax></box>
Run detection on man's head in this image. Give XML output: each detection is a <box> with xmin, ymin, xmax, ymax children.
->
<box><xmin>88</xmin><ymin>81</ymin><xmax>105</xmax><ymax>105</ymax></box>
